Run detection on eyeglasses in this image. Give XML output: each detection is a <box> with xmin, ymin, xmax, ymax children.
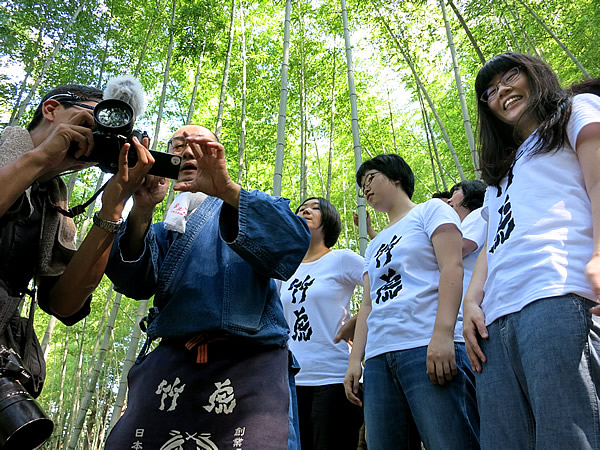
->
<box><xmin>167</xmin><ymin>135</ymin><xmax>204</xmax><ymax>154</ymax></box>
<box><xmin>359</xmin><ymin>171</ymin><xmax>381</xmax><ymax>197</ymax></box>
<box><xmin>480</xmin><ymin>67</ymin><xmax>520</xmax><ymax>103</ymax></box>
<box><xmin>46</xmin><ymin>92</ymin><xmax>100</xmax><ymax>111</ymax></box>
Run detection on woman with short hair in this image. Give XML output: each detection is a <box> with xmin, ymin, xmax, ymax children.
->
<box><xmin>279</xmin><ymin>197</ymin><xmax>364</xmax><ymax>450</ymax></box>
<box><xmin>344</xmin><ymin>154</ymin><xmax>479</xmax><ymax>449</ymax></box>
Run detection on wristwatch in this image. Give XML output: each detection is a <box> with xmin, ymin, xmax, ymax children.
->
<box><xmin>93</xmin><ymin>212</ymin><xmax>124</xmax><ymax>233</ymax></box>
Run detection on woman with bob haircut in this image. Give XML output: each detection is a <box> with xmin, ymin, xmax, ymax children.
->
<box><xmin>279</xmin><ymin>197</ymin><xmax>364</xmax><ymax>449</ymax></box>
<box><xmin>463</xmin><ymin>52</ymin><xmax>600</xmax><ymax>448</ymax></box>
<box><xmin>344</xmin><ymin>154</ymin><xmax>479</xmax><ymax>449</ymax></box>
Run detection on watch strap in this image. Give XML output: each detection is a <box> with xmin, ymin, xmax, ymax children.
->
<box><xmin>92</xmin><ymin>212</ymin><xmax>124</xmax><ymax>233</ymax></box>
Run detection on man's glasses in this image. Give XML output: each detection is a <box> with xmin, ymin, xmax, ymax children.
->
<box><xmin>167</xmin><ymin>135</ymin><xmax>204</xmax><ymax>154</ymax></box>
<box><xmin>359</xmin><ymin>171</ymin><xmax>381</xmax><ymax>197</ymax></box>
<box><xmin>46</xmin><ymin>92</ymin><xmax>100</xmax><ymax>111</ymax></box>
<box><xmin>480</xmin><ymin>67</ymin><xmax>520</xmax><ymax>103</ymax></box>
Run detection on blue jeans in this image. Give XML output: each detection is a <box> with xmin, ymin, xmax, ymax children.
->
<box><xmin>288</xmin><ymin>351</ymin><xmax>301</xmax><ymax>450</ymax></box>
<box><xmin>363</xmin><ymin>344</ymin><xmax>480</xmax><ymax>449</ymax></box>
<box><xmin>477</xmin><ymin>294</ymin><xmax>600</xmax><ymax>449</ymax></box>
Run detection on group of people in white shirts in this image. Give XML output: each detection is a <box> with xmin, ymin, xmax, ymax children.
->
<box><xmin>279</xmin><ymin>51</ymin><xmax>600</xmax><ymax>450</ymax></box>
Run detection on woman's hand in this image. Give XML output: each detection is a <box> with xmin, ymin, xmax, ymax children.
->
<box><xmin>585</xmin><ymin>254</ymin><xmax>600</xmax><ymax>315</ymax></box>
<box><xmin>462</xmin><ymin>299</ymin><xmax>488</xmax><ymax>372</ymax></box>
<box><xmin>334</xmin><ymin>315</ymin><xmax>357</xmax><ymax>345</ymax></box>
<box><xmin>344</xmin><ymin>359</ymin><xmax>364</xmax><ymax>407</ymax></box>
<box><xmin>426</xmin><ymin>331</ymin><xmax>457</xmax><ymax>385</ymax></box>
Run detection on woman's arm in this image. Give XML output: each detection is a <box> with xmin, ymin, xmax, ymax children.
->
<box><xmin>576</xmin><ymin>123</ymin><xmax>600</xmax><ymax>315</ymax></box>
<box><xmin>429</xmin><ymin>223</ymin><xmax>463</xmax><ymax>385</ymax></box>
<box><xmin>344</xmin><ymin>273</ymin><xmax>371</xmax><ymax>407</ymax></box>
<box><xmin>462</xmin><ymin>245</ymin><xmax>489</xmax><ymax>372</ymax></box>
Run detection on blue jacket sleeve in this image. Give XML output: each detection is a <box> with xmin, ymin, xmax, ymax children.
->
<box><xmin>105</xmin><ymin>222</ymin><xmax>166</xmax><ymax>300</ymax></box>
<box><xmin>219</xmin><ymin>189</ymin><xmax>310</xmax><ymax>280</ymax></box>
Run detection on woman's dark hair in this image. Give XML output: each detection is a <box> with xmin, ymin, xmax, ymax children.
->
<box><xmin>450</xmin><ymin>180</ymin><xmax>485</xmax><ymax>211</ymax></box>
<box><xmin>475</xmin><ymin>53</ymin><xmax>572</xmax><ymax>187</ymax></box>
<box><xmin>432</xmin><ymin>191</ymin><xmax>451</xmax><ymax>200</ymax></box>
<box><xmin>295</xmin><ymin>197</ymin><xmax>341</xmax><ymax>248</ymax></box>
<box><xmin>568</xmin><ymin>78</ymin><xmax>600</xmax><ymax>97</ymax></box>
<box><xmin>356</xmin><ymin>154</ymin><xmax>415</xmax><ymax>199</ymax></box>
<box><xmin>27</xmin><ymin>84</ymin><xmax>104</xmax><ymax>131</ymax></box>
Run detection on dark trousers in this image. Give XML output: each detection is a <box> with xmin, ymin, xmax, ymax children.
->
<box><xmin>297</xmin><ymin>383</ymin><xmax>363</xmax><ymax>450</ymax></box>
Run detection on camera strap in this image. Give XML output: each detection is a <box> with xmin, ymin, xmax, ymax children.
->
<box><xmin>23</xmin><ymin>287</ymin><xmax>38</xmax><ymax>364</ymax></box>
<box><xmin>49</xmin><ymin>178</ymin><xmax>111</xmax><ymax>218</ymax></box>
<box><xmin>0</xmin><ymin>290</ymin><xmax>21</xmax><ymax>338</ymax></box>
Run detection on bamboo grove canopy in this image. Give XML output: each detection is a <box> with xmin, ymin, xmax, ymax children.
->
<box><xmin>0</xmin><ymin>0</ymin><xmax>597</xmax><ymax>447</ymax></box>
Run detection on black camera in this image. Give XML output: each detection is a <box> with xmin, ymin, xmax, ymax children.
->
<box><xmin>52</xmin><ymin>87</ymin><xmax>182</xmax><ymax>179</ymax></box>
<box><xmin>84</xmin><ymin>98</ymin><xmax>182</xmax><ymax>179</ymax></box>
<box><xmin>0</xmin><ymin>345</ymin><xmax>53</xmax><ymax>449</ymax></box>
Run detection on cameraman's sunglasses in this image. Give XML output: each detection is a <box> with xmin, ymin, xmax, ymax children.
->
<box><xmin>46</xmin><ymin>92</ymin><xmax>100</xmax><ymax>111</ymax></box>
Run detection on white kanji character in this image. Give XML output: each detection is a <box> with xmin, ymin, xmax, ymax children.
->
<box><xmin>204</xmin><ymin>378</ymin><xmax>236</xmax><ymax>414</ymax></box>
<box><xmin>156</xmin><ymin>377</ymin><xmax>187</xmax><ymax>411</ymax></box>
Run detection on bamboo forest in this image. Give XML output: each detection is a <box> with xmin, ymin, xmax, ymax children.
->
<box><xmin>0</xmin><ymin>0</ymin><xmax>598</xmax><ymax>447</ymax></box>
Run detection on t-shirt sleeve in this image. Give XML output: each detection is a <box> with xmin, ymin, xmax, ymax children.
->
<box><xmin>422</xmin><ymin>199</ymin><xmax>461</xmax><ymax>239</ymax></box>
<box><xmin>341</xmin><ymin>249</ymin><xmax>365</xmax><ymax>286</ymax></box>
<box><xmin>461</xmin><ymin>208</ymin><xmax>487</xmax><ymax>251</ymax></box>
<box><xmin>567</xmin><ymin>94</ymin><xmax>600</xmax><ymax>152</ymax></box>
<box><xmin>481</xmin><ymin>187</ymin><xmax>492</xmax><ymax>222</ymax></box>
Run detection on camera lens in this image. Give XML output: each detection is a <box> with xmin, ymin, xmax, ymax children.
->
<box><xmin>96</xmin><ymin>105</ymin><xmax>132</xmax><ymax>128</ymax></box>
<box><xmin>93</xmin><ymin>99</ymin><xmax>135</xmax><ymax>136</ymax></box>
<box><xmin>0</xmin><ymin>378</ymin><xmax>53</xmax><ymax>449</ymax></box>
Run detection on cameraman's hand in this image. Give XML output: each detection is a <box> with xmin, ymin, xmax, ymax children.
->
<box><xmin>100</xmin><ymin>137</ymin><xmax>165</xmax><ymax>220</ymax></box>
<box><xmin>173</xmin><ymin>132</ymin><xmax>241</xmax><ymax>209</ymax></box>
<box><xmin>34</xmin><ymin>108</ymin><xmax>96</xmax><ymax>181</ymax></box>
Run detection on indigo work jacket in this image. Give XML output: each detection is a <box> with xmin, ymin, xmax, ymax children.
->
<box><xmin>106</xmin><ymin>188</ymin><xmax>310</xmax><ymax>347</ymax></box>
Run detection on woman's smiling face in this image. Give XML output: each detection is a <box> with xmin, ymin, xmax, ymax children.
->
<box><xmin>486</xmin><ymin>67</ymin><xmax>532</xmax><ymax>132</ymax></box>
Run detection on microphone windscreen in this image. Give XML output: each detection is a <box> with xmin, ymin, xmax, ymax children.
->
<box><xmin>104</xmin><ymin>75</ymin><xmax>145</xmax><ymax>118</ymax></box>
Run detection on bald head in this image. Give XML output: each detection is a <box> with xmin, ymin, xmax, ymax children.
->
<box><xmin>168</xmin><ymin>125</ymin><xmax>220</xmax><ymax>183</ymax></box>
<box><xmin>169</xmin><ymin>125</ymin><xmax>218</xmax><ymax>147</ymax></box>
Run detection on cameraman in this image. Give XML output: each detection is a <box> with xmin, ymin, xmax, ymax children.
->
<box><xmin>0</xmin><ymin>84</ymin><xmax>156</xmax><ymax>391</ymax></box>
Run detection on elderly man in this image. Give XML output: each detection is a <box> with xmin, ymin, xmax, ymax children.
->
<box><xmin>105</xmin><ymin>125</ymin><xmax>310</xmax><ymax>449</ymax></box>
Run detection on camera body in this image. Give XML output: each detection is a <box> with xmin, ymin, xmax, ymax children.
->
<box><xmin>77</xmin><ymin>98</ymin><xmax>182</xmax><ymax>179</ymax></box>
<box><xmin>0</xmin><ymin>345</ymin><xmax>53</xmax><ymax>449</ymax></box>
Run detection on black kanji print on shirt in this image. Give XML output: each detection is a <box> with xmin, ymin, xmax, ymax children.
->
<box><xmin>288</xmin><ymin>275</ymin><xmax>315</xmax><ymax>304</ymax></box>
<box><xmin>292</xmin><ymin>306</ymin><xmax>313</xmax><ymax>341</ymax></box>
<box><xmin>375</xmin><ymin>268</ymin><xmax>403</xmax><ymax>304</ymax></box>
<box><xmin>373</xmin><ymin>235</ymin><xmax>402</xmax><ymax>268</ymax></box>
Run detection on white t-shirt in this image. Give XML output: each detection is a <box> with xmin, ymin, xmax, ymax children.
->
<box><xmin>279</xmin><ymin>249</ymin><xmax>364</xmax><ymax>386</ymax></box>
<box><xmin>363</xmin><ymin>199</ymin><xmax>463</xmax><ymax>361</ymax></box>
<box><xmin>461</xmin><ymin>207</ymin><xmax>487</xmax><ymax>301</ymax></box>
<box><xmin>481</xmin><ymin>94</ymin><xmax>600</xmax><ymax>325</ymax></box>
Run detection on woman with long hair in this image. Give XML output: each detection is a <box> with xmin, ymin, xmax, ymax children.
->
<box><xmin>463</xmin><ymin>52</ymin><xmax>600</xmax><ymax>448</ymax></box>
<box><xmin>279</xmin><ymin>197</ymin><xmax>364</xmax><ymax>449</ymax></box>
<box><xmin>344</xmin><ymin>154</ymin><xmax>479</xmax><ymax>449</ymax></box>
